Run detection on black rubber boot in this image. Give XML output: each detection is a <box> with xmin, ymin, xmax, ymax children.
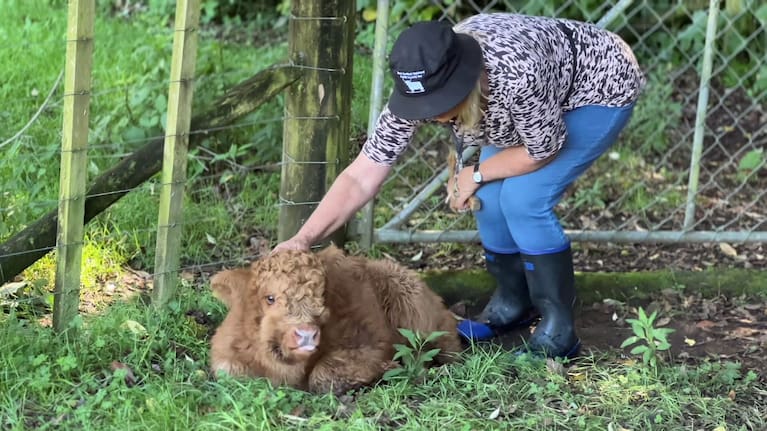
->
<box><xmin>521</xmin><ymin>247</ymin><xmax>581</xmax><ymax>359</ymax></box>
<box><xmin>477</xmin><ymin>250</ymin><xmax>537</xmax><ymax>328</ymax></box>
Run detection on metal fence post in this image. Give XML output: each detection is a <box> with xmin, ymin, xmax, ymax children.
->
<box><xmin>683</xmin><ymin>0</ymin><xmax>721</xmax><ymax>230</ymax></box>
<box><xmin>358</xmin><ymin>0</ymin><xmax>391</xmax><ymax>250</ymax></box>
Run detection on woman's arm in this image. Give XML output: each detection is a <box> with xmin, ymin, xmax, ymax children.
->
<box><xmin>476</xmin><ymin>145</ymin><xmax>553</xmax><ymax>181</ymax></box>
<box><xmin>273</xmin><ymin>153</ymin><xmax>392</xmax><ymax>251</ymax></box>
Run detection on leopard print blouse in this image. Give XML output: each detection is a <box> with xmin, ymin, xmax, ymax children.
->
<box><xmin>362</xmin><ymin>13</ymin><xmax>646</xmax><ymax>164</ymax></box>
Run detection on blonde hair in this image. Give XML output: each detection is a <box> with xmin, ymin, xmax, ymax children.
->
<box><xmin>455</xmin><ymin>77</ymin><xmax>486</xmax><ymax>133</ymax></box>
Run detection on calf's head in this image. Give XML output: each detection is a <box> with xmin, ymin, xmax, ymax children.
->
<box><xmin>245</xmin><ymin>250</ymin><xmax>330</xmax><ymax>364</ymax></box>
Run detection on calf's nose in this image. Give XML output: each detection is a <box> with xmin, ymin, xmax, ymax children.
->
<box><xmin>294</xmin><ymin>324</ymin><xmax>320</xmax><ymax>346</ymax></box>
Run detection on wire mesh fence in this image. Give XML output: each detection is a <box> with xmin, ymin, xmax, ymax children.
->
<box><xmin>0</xmin><ymin>2</ymin><xmax>290</xmax><ymax>319</ymax></box>
<box><xmin>360</xmin><ymin>0</ymin><xmax>767</xmax><ymax>245</ymax></box>
<box><xmin>1</xmin><ymin>0</ymin><xmax>766</xmax><ymax>323</ymax></box>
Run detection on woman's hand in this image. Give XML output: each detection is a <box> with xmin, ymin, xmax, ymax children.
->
<box><xmin>447</xmin><ymin>165</ymin><xmax>481</xmax><ymax>213</ymax></box>
<box><xmin>270</xmin><ymin>153</ymin><xmax>392</xmax><ymax>255</ymax></box>
<box><xmin>271</xmin><ymin>236</ymin><xmax>311</xmax><ymax>254</ymax></box>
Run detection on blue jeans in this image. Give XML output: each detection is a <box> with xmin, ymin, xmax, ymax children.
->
<box><xmin>475</xmin><ymin>103</ymin><xmax>635</xmax><ymax>255</ymax></box>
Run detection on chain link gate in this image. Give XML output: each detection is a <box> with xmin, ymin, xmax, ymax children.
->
<box><xmin>352</xmin><ymin>0</ymin><xmax>766</xmax><ymax>247</ymax></box>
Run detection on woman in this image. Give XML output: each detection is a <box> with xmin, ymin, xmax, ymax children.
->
<box><xmin>274</xmin><ymin>13</ymin><xmax>645</xmax><ymax>359</ymax></box>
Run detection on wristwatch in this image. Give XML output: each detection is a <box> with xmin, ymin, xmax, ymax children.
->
<box><xmin>472</xmin><ymin>163</ymin><xmax>484</xmax><ymax>185</ymax></box>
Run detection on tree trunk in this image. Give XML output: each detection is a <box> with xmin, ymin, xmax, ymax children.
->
<box><xmin>0</xmin><ymin>65</ymin><xmax>300</xmax><ymax>285</ymax></box>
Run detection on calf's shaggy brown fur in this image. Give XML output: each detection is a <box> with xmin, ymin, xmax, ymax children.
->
<box><xmin>209</xmin><ymin>245</ymin><xmax>462</xmax><ymax>394</ymax></box>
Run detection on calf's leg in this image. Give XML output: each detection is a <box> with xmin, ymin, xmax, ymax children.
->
<box><xmin>308</xmin><ymin>346</ymin><xmax>396</xmax><ymax>395</ymax></box>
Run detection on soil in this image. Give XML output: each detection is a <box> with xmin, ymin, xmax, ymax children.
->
<box><xmin>449</xmin><ymin>282</ymin><xmax>767</xmax><ymax>373</ymax></box>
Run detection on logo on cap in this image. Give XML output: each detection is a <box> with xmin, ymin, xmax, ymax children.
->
<box><xmin>396</xmin><ymin>70</ymin><xmax>426</xmax><ymax>94</ymax></box>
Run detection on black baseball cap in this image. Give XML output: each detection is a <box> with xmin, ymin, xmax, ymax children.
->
<box><xmin>388</xmin><ymin>20</ymin><xmax>483</xmax><ymax>120</ymax></box>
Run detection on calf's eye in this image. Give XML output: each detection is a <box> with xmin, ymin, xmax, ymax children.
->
<box><xmin>265</xmin><ymin>295</ymin><xmax>275</xmax><ymax>305</ymax></box>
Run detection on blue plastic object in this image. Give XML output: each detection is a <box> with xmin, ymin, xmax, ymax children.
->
<box><xmin>456</xmin><ymin>319</ymin><xmax>496</xmax><ymax>341</ymax></box>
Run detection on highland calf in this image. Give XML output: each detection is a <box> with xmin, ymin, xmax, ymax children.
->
<box><xmin>209</xmin><ymin>245</ymin><xmax>462</xmax><ymax>394</ymax></box>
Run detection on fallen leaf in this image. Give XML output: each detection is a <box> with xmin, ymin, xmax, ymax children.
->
<box><xmin>719</xmin><ymin>242</ymin><xmax>738</xmax><ymax>257</ymax></box>
<box><xmin>656</xmin><ymin>317</ymin><xmax>671</xmax><ymax>327</ymax></box>
<box><xmin>488</xmin><ymin>406</ymin><xmax>501</xmax><ymax>420</ymax></box>
<box><xmin>695</xmin><ymin>320</ymin><xmax>717</xmax><ymax>330</ymax></box>
<box><xmin>731</xmin><ymin>327</ymin><xmax>760</xmax><ymax>339</ymax></box>
<box><xmin>546</xmin><ymin>358</ymin><xmax>566</xmax><ymax>376</ymax></box>
<box><xmin>728</xmin><ymin>390</ymin><xmax>736</xmax><ymax>401</ymax></box>
<box><xmin>279</xmin><ymin>412</ymin><xmax>308</xmax><ymax>423</ymax></box>
<box><xmin>127</xmin><ymin>268</ymin><xmax>152</xmax><ymax>280</ymax></box>
<box><xmin>603</xmin><ymin>298</ymin><xmax>625</xmax><ymax>307</ymax></box>
<box><xmin>568</xmin><ymin>371</ymin><xmax>587</xmax><ymax>382</ymax></box>
<box><xmin>0</xmin><ymin>281</ymin><xmax>27</xmax><ymax>297</ymax></box>
<box><xmin>684</xmin><ymin>337</ymin><xmax>696</xmax><ymax>346</ymax></box>
<box><xmin>410</xmin><ymin>250</ymin><xmax>424</xmax><ymax>261</ymax></box>
<box><xmin>120</xmin><ymin>320</ymin><xmax>148</xmax><ymax>337</ymax></box>
<box><xmin>660</xmin><ymin>288</ymin><xmax>682</xmax><ymax>299</ymax></box>
<box><xmin>180</xmin><ymin>271</ymin><xmax>195</xmax><ymax>282</ymax></box>
<box><xmin>110</xmin><ymin>361</ymin><xmax>137</xmax><ymax>386</ymax></box>
<box><xmin>290</xmin><ymin>405</ymin><xmax>306</xmax><ymax>417</ymax></box>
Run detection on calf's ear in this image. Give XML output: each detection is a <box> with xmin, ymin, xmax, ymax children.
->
<box><xmin>210</xmin><ymin>268</ymin><xmax>252</xmax><ymax>309</ymax></box>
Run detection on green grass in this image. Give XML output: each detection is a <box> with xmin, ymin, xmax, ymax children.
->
<box><xmin>0</xmin><ymin>0</ymin><xmax>292</xmax><ymax>275</ymax></box>
<box><xmin>0</xmin><ymin>0</ymin><xmax>384</xmax><ymax>276</ymax></box>
<box><xmin>1</xmin><ymin>286</ymin><xmax>764</xmax><ymax>430</ymax></box>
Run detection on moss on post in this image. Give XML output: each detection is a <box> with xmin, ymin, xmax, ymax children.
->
<box><xmin>422</xmin><ymin>268</ymin><xmax>767</xmax><ymax>310</ymax></box>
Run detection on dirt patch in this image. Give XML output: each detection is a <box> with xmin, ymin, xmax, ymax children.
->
<box><xmin>447</xmin><ymin>275</ymin><xmax>767</xmax><ymax>373</ymax></box>
<box><xmin>577</xmin><ymin>294</ymin><xmax>767</xmax><ymax>371</ymax></box>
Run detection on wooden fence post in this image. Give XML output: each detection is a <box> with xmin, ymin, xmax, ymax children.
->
<box><xmin>152</xmin><ymin>0</ymin><xmax>200</xmax><ymax>307</ymax></box>
<box><xmin>53</xmin><ymin>0</ymin><xmax>95</xmax><ymax>333</ymax></box>
<box><xmin>278</xmin><ymin>0</ymin><xmax>356</xmax><ymax>245</ymax></box>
